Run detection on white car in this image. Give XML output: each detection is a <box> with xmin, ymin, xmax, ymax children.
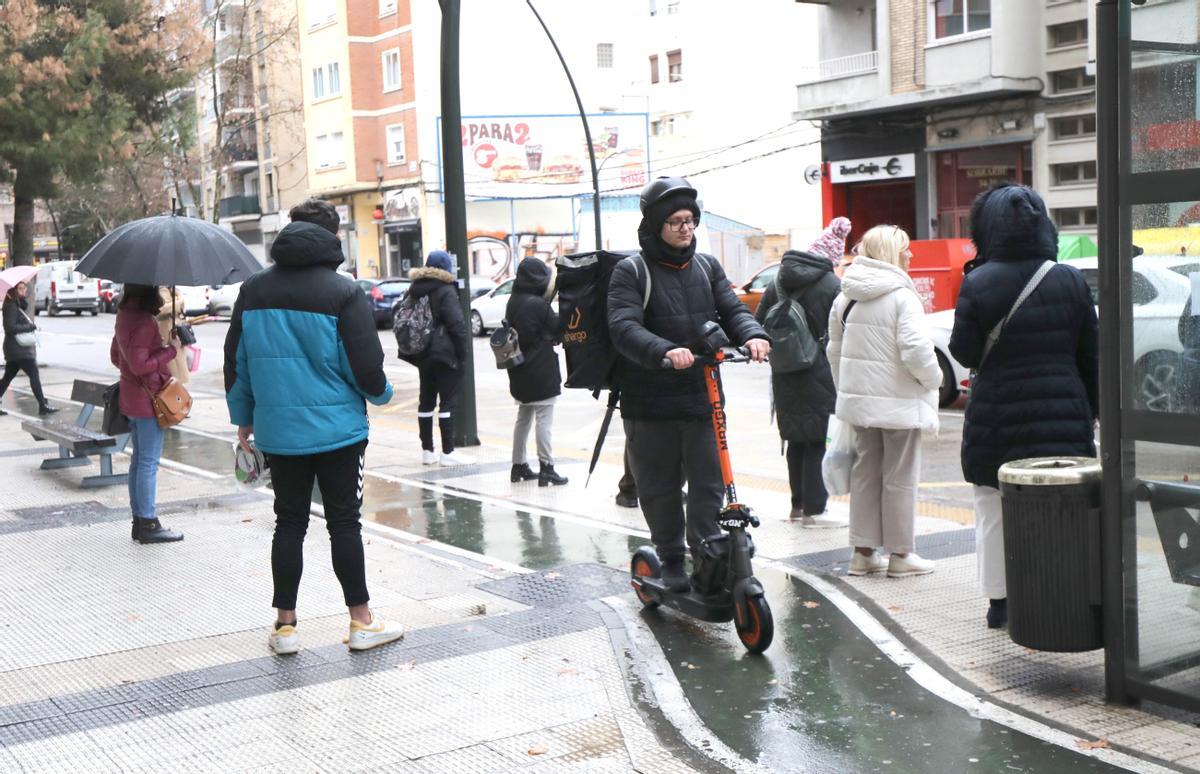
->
<box><xmin>175</xmin><ymin>286</ymin><xmax>211</xmax><ymax>317</ymax></box>
<box><xmin>469</xmin><ymin>278</ymin><xmax>515</xmax><ymax>336</ymax></box>
<box><xmin>207</xmin><ymin>283</ymin><xmax>242</xmax><ymax>316</ymax></box>
<box><xmin>926</xmin><ymin>254</ymin><xmax>1198</xmax><ymax>412</ymax></box>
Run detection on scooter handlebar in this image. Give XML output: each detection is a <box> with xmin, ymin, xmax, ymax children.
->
<box><xmin>660</xmin><ymin>346</ymin><xmax>753</xmax><ymax>369</ymax></box>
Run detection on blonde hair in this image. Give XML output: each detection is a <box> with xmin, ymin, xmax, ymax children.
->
<box><xmin>855</xmin><ymin>225</ymin><xmax>911</xmax><ymax>268</ymax></box>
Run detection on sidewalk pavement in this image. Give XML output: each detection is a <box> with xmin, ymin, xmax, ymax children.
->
<box><xmin>4</xmin><ymin>364</ymin><xmax>1200</xmax><ymax>772</ymax></box>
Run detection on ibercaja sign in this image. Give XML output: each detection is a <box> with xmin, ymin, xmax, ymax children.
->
<box><xmin>438</xmin><ymin>113</ymin><xmax>651</xmax><ymax>200</ymax></box>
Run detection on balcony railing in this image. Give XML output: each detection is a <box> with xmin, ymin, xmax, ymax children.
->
<box><xmin>798</xmin><ymin>50</ymin><xmax>879</xmax><ymax>83</ymax></box>
<box><xmin>219</xmin><ymin>195</ymin><xmax>261</xmax><ymax>219</ymax></box>
<box><xmin>223</xmin><ymin>142</ymin><xmax>257</xmax><ymax>163</ymax></box>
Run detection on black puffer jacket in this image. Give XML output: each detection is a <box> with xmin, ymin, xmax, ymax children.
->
<box><xmin>3</xmin><ymin>296</ymin><xmax>37</xmax><ymax>362</ymax></box>
<box><xmin>403</xmin><ymin>267</ymin><xmax>467</xmax><ymax>368</ymax></box>
<box><xmin>504</xmin><ymin>258</ymin><xmax>562</xmax><ymax>403</ymax></box>
<box><xmin>950</xmin><ymin>186</ymin><xmax>1099</xmax><ymax>488</ymax></box>
<box><xmin>755</xmin><ymin>251</ymin><xmax>840</xmax><ymax>443</ymax></box>
<box><xmin>609</xmin><ymin>252</ymin><xmax>766</xmax><ymax>420</ymax></box>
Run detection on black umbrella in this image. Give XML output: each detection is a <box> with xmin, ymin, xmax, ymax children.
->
<box><xmin>75</xmin><ymin>214</ymin><xmax>263</xmax><ymax>286</ymax></box>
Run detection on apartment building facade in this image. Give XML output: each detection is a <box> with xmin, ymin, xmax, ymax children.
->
<box><xmin>795</xmin><ymin>0</ymin><xmax>1098</xmax><ymax>248</ymax></box>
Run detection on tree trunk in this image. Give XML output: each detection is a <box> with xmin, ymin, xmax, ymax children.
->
<box><xmin>11</xmin><ymin>179</ymin><xmax>35</xmax><ymax>268</ymax></box>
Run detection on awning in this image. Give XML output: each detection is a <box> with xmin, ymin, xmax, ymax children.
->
<box><xmin>1058</xmin><ymin>234</ymin><xmax>1098</xmax><ymax>261</ymax></box>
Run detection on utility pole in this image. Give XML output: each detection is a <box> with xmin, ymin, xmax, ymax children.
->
<box><xmin>440</xmin><ymin>0</ymin><xmax>479</xmax><ymax>447</ymax></box>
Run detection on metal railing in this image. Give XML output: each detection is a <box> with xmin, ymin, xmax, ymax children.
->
<box><xmin>218</xmin><ymin>195</ymin><xmax>261</xmax><ymax>218</ymax></box>
<box><xmin>798</xmin><ymin>50</ymin><xmax>879</xmax><ymax>83</ymax></box>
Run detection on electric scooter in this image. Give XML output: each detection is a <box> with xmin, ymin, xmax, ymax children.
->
<box><xmin>629</xmin><ymin>321</ymin><xmax>774</xmax><ymax>654</ymax></box>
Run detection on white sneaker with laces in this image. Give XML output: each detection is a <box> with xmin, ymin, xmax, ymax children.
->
<box><xmin>799</xmin><ymin>513</ymin><xmax>848</xmax><ymax>529</ymax></box>
<box><xmin>347</xmin><ymin>615</ymin><xmax>405</xmax><ymax>651</ymax></box>
<box><xmin>887</xmin><ymin>552</ymin><xmax>935</xmax><ymax>578</ymax></box>
<box><xmin>421</xmin><ymin>450</ymin><xmax>439</xmax><ymax>465</ymax></box>
<box><xmin>847</xmin><ymin>550</ymin><xmax>888</xmax><ymax>576</ymax></box>
<box><xmin>269</xmin><ymin>623</ymin><xmax>299</xmax><ymax>655</ymax></box>
<box><xmin>440</xmin><ymin>450</ymin><xmax>475</xmax><ymax>466</ymax></box>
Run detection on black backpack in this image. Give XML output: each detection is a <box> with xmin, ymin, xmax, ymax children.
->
<box><xmin>555</xmin><ymin>250</ymin><xmax>639</xmax><ymax>391</ymax></box>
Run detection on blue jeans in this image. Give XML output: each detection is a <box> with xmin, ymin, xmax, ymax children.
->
<box><xmin>128</xmin><ymin>417</ymin><xmax>165</xmax><ymax>520</ymax></box>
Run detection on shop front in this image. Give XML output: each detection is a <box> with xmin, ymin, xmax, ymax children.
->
<box><xmin>934</xmin><ymin>143</ymin><xmax>1033</xmax><ymax>239</ymax></box>
<box><xmin>382</xmin><ymin>187</ymin><xmax>423</xmax><ymax>277</ymax></box>
<box><xmin>824</xmin><ymin>152</ymin><xmax>919</xmax><ymax>248</ymax></box>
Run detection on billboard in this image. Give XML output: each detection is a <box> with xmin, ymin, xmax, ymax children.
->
<box><xmin>437</xmin><ymin>113</ymin><xmax>650</xmax><ymax>200</ymax></box>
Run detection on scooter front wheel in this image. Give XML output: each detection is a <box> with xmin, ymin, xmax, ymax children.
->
<box><xmin>630</xmin><ymin>550</ymin><xmax>661</xmax><ymax>609</ymax></box>
<box><xmin>735</xmin><ymin>595</ymin><xmax>774</xmax><ymax>654</ymax></box>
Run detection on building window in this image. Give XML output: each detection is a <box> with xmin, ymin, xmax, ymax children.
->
<box><xmin>1052</xmin><ymin>207</ymin><xmax>1099</xmax><ymax>228</ymax></box>
<box><xmin>651</xmin><ymin>117</ymin><xmax>674</xmax><ymax>136</ymax></box>
<box><xmin>649</xmin><ymin>54</ymin><xmax>659</xmax><ymax>84</ymax></box>
<box><xmin>1051</xmin><ymin>160</ymin><xmax>1098</xmax><ymax>186</ymax></box>
<box><xmin>667</xmin><ymin>49</ymin><xmax>682</xmax><ymax>82</ymax></box>
<box><xmin>597</xmin><ymin>43</ymin><xmax>613</xmax><ymax>69</ymax></box>
<box><xmin>315</xmin><ymin>131</ymin><xmax>344</xmax><ymax>169</ymax></box>
<box><xmin>312</xmin><ymin>66</ymin><xmax>325</xmax><ymax>100</ymax></box>
<box><xmin>936</xmin><ymin>143</ymin><xmax>1031</xmax><ymax>238</ymax></box>
<box><xmin>931</xmin><ymin>0</ymin><xmax>991</xmax><ymax>39</ymax></box>
<box><xmin>1051</xmin><ymin>113</ymin><xmax>1097</xmax><ymax>140</ymax></box>
<box><xmin>1051</xmin><ymin>67</ymin><xmax>1096</xmax><ymax>93</ymax></box>
<box><xmin>311</xmin><ymin>62</ymin><xmax>340</xmax><ymax>100</ymax></box>
<box><xmin>306</xmin><ymin>0</ymin><xmax>335</xmax><ymax>29</ymax></box>
<box><xmin>386</xmin><ymin>124</ymin><xmax>406</xmax><ymax>164</ymax></box>
<box><xmin>1048</xmin><ymin>19</ymin><xmax>1088</xmax><ymax>49</ymax></box>
<box><xmin>379</xmin><ymin>0</ymin><xmax>397</xmax><ymax>17</ymax></box>
<box><xmin>382</xmin><ymin>48</ymin><xmax>401</xmax><ymax>92</ymax></box>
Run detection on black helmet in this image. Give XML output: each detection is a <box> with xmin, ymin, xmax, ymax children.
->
<box><xmin>639</xmin><ymin>176</ymin><xmax>697</xmax><ymax>214</ymax></box>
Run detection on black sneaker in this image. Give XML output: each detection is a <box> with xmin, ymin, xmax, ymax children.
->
<box><xmin>0</xmin><ymin>408</ymin><xmax>7</xmax><ymax>416</ymax></box>
<box><xmin>538</xmin><ymin>465</ymin><xmax>568</xmax><ymax>487</ymax></box>
<box><xmin>661</xmin><ymin>559</ymin><xmax>691</xmax><ymax>593</ymax></box>
<box><xmin>38</xmin><ymin>405</ymin><xmax>59</xmax><ymax>416</ymax></box>
<box><xmin>510</xmin><ymin>463</ymin><xmax>538</xmax><ymax>483</ymax></box>
<box><xmin>615</xmin><ymin>492</ymin><xmax>639</xmax><ymax>508</ymax></box>
<box><xmin>987</xmin><ymin>598</ymin><xmax>1008</xmax><ymax>629</ymax></box>
<box><xmin>136</xmin><ymin>518</ymin><xmax>184</xmax><ymax>544</ymax></box>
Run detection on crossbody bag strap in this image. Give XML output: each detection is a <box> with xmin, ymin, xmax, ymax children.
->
<box><xmin>980</xmin><ymin>260</ymin><xmax>1055</xmax><ymax>368</ymax></box>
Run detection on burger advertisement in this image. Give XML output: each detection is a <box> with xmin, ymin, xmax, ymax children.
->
<box><xmin>439</xmin><ymin>113</ymin><xmax>650</xmax><ymax>200</ymax></box>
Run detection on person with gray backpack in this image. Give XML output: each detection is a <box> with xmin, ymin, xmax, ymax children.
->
<box><xmin>396</xmin><ymin>250</ymin><xmax>472</xmax><ymax>466</ymax></box>
<box><xmin>755</xmin><ymin>219</ymin><xmax>849</xmax><ymax>528</ymax></box>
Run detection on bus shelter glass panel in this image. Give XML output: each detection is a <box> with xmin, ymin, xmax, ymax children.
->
<box><xmin>1130</xmin><ymin>9</ymin><xmax>1200</xmax><ymax>174</ymax></box>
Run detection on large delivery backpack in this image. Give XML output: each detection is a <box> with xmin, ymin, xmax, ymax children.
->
<box><xmin>761</xmin><ymin>275</ymin><xmax>821</xmax><ymax>373</ymax></box>
<box><xmin>555</xmin><ymin>250</ymin><xmax>638</xmax><ymax>391</ymax></box>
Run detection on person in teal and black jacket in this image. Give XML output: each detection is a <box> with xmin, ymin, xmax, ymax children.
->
<box><xmin>224</xmin><ymin>198</ymin><xmax>404</xmax><ymax>656</ymax></box>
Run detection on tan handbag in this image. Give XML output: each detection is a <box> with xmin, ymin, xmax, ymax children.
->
<box><xmin>138</xmin><ymin>376</ymin><xmax>192</xmax><ymax>428</ymax></box>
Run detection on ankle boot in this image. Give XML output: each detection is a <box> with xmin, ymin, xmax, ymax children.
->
<box><xmin>131</xmin><ymin>516</ymin><xmax>138</xmax><ymax>541</ymax></box>
<box><xmin>510</xmin><ymin>463</ymin><xmax>538</xmax><ymax>483</ymax></box>
<box><xmin>538</xmin><ymin>464</ymin><xmax>568</xmax><ymax>487</ymax></box>
<box><xmin>136</xmin><ymin>518</ymin><xmax>184</xmax><ymax>544</ymax></box>
<box><xmin>661</xmin><ymin>557</ymin><xmax>691</xmax><ymax>593</ymax></box>
<box><xmin>986</xmin><ymin>598</ymin><xmax>1008</xmax><ymax>629</ymax></box>
<box><xmin>38</xmin><ymin>404</ymin><xmax>58</xmax><ymax>416</ymax></box>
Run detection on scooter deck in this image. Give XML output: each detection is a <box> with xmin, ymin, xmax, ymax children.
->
<box><xmin>633</xmin><ymin>577</ymin><xmax>736</xmax><ymax>623</ymax></box>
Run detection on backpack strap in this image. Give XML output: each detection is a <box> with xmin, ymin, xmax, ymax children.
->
<box><xmin>979</xmin><ymin>260</ymin><xmax>1055</xmax><ymax>368</ymax></box>
<box><xmin>631</xmin><ymin>255</ymin><xmax>652</xmax><ymax>311</ymax></box>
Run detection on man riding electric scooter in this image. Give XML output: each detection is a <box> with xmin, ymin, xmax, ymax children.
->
<box><xmin>608</xmin><ymin>177</ymin><xmax>770</xmax><ymax>593</ymax></box>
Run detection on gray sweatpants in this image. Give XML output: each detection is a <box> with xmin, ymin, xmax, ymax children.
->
<box><xmin>624</xmin><ymin>418</ymin><xmax>723</xmax><ymax>562</ymax></box>
<box><xmin>512</xmin><ymin>401</ymin><xmax>555</xmax><ymax>466</ymax></box>
<box><xmin>848</xmin><ymin>426</ymin><xmax>921</xmax><ymax>554</ymax></box>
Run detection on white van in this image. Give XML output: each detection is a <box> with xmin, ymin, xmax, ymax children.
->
<box><xmin>34</xmin><ymin>260</ymin><xmax>100</xmax><ymax>316</ymax></box>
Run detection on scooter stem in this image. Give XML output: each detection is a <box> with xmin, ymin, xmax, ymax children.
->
<box><xmin>704</xmin><ymin>355</ymin><xmax>737</xmax><ymax>504</ymax></box>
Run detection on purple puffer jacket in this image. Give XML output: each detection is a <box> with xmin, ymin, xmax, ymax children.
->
<box><xmin>111</xmin><ymin>308</ymin><xmax>177</xmax><ymax>419</ymax></box>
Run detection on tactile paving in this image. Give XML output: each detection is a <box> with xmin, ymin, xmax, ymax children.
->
<box><xmin>479</xmin><ymin>563</ymin><xmax>632</xmax><ymax>608</ymax></box>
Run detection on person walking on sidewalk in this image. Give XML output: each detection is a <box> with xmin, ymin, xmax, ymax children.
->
<box><xmin>609</xmin><ymin>177</ymin><xmax>770</xmax><ymax>593</ymax></box>
<box><xmin>402</xmin><ymin>250</ymin><xmax>473</xmax><ymax>466</ymax></box>
<box><xmin>505</xmin><ymin>257</ymin><xmax>568</xmax><ymax>487</ymax></box>
<box><xmin>754</xmin><ymin>220</ymin><xmax>847</xmax><ymax>528</ymax></box>
<box><xmin>225</xmin><ymin>198</ymin><xmax>403</xmax><ymax>654</ymax></box>
<box><xmin>827</xmin><ymin>225</ymin><xmax>942</xmax><ymax>578</ymax></box>
<box><xmin>950</xmin><ymin>183</ymin><xmax>1099</xmax><ymax>629</ymax></box>
<box><xmin>0</xmin><ymin>281</ymin><xmax>56</xmax><ymax>416</ymax></box>
<box><xmin>111</xmin><ymin>284</ymin><xmax>184</xmax><ymax>543</ymax></box>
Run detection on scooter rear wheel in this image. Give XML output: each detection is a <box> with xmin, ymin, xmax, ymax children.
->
<box><xmin>630</xmin><ymin>552</ymin><xmax>661</xmax><ymax>609</ymax></box>
<box><xmin>735</xmin><ymin>595</ymin><xmax>774</xmax><ymax>654</ymax></box>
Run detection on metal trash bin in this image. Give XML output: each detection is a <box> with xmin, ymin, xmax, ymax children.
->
<box><xmin>997</xmin><ymin>457</ymin><xmax>1103</xmax><ymax>652</ymax></box>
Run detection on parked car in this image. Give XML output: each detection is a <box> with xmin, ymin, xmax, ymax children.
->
<box><xmin>734</xmin><ymin>262</ymin><xmax>779</xmax><ymax>315</ymax></box>
<box><xmin>34</xmin><ymin>260</ymin><xmax>100</xmax><ymax>316</ymax></box>
<box><xmin>99</xmin><ymin>280</ymin><xmax>122</xmax><ymax>313</ymax></box>
<box><xmin>469</xmin><ymin>278</ymin><xmax>516</xmax><ymax>336</ymax></box>
<box><xmin>173</xmin><ymin>286</ymin><xmax>211</xmax><ymax>317</ymax></box>
<box><xmin>357</xmin><ymin>277</ymin><xmax>412</xmax><ymax>327</ymax></box>
<box><xmin>208</xmin><ymin>283</ymin><xmax>242</xmax><ymax>316</ymax></box>
<box><xmin>925</xmin><ymin>310</ymin><xmax>971</xmax><ymax>408</ymax></box>
<box><xmin>467</xmin><ymin>276</ymin><xmax>497</xmax><ymax>300</ymax></box>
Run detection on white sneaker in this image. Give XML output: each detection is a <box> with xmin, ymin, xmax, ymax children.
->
<box><xmin>847</xmin><ymin>550</ymin><xmax>888</xmax><ymax>576</ymax></box>
<box><xmin>347</xmin><ymin>615</ymin><xmax>405</xmax><ymax>651</ymax></box>
<box><xmin>440</xmin><ymin>450</ymin><xmax>475</xmax><ymax>466</ymax></box>
<box><xmin>269</xmin><ymin>623</ymin><xmax>299</xmax><ymax>655</ymax></box>
<box><xmin>798</xmin><ymin>513</ymin><xmax>848</xmax><ymax>529</ymax></box>
<box><xmin>421</xmin><ymin>450</ymin><xmax>439</xmax><ymax>465</ymax></box>
<box><xmin>887</xmin><ymin>552</ymin><xmax>935</xmax><ymax>578</ymax></box>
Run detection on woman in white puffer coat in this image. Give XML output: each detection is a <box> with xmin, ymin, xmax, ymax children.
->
<box><xmin>827</xmin><ymin>225</ymin><xmax>942</xmax><ymax>579</ymax></box>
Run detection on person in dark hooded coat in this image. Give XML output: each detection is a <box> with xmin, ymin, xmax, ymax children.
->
<box><xmin>755</xmin><ymin>226</ymin><xmax>845</xmax><ymax>527</ymax></box>
<box><xmin>403</xmin><ymin>250</ymin><xmax>470</xmax><ymax>466</ymax></box>
<box><xmin>949</xmin><ymin>183</ymin><xmax>1099</xmax><ymax>629</ymax></box>
<box><xmin>505</xmin><ymin>257</ymin><xmax>567</xmax><ymax>487</ymax></box>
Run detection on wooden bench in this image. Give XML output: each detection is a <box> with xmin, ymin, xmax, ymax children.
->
<box><xmin>22</xmin><ymin>380</ymin><xmax>128</xmax><ymax>488</ymax></box>
<box><xmin>1136</xmin><ymin>480</ymin><xmax>1200</xmax><ymax>587</ymax></box>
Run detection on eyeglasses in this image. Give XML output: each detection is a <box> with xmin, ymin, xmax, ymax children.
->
<box><xmin>665</xmin><ymin>217</ymin><xmax>698</xmax><ymax>232</ymax></box>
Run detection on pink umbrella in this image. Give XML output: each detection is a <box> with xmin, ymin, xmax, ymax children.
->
<box><xmin>0</xmin><ymin>265</ymin><xmax>37</xmax><ymax>297</ymax></box>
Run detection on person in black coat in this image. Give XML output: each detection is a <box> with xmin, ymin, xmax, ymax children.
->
<box><xmin>504</xmin><ymin>257</ymin><xmax>567</xmax><ymax>487</ymax></box>
<box><xmin>755</xmin><ymin>246</ymin><xmax>843</xmax><ymax>527</ymax></box>
<box><xmin>949</xmin><ymin>183</ymin><xmax>1099</xmax><ymax>629</ymax></box>
<box><xmin>0</xmin><ymin>281</ymin><xmax>55</xmax><ymax>416</ymax></box>
<box><xmin>608</xmin><ymin>176</ymin><xmax>770</xmax><ymax>592</ymax></box>
<box><xmin>403</xmin><ymin>250</ymin><xmax>471</xmax><ymax>466</ymax></box>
